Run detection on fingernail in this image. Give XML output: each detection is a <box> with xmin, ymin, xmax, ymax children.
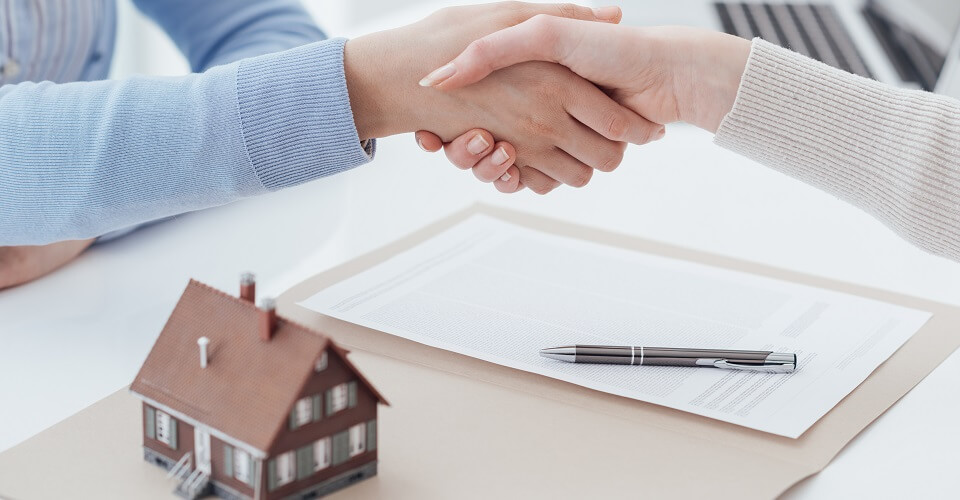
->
<box><xmin>500</xmin><ymin>172</ymin><xmax>512</xmax><ymax>182</ymax></box>
<box><xmin>419</xmin><ymin>63</ymin><xmax>456</xmax><ymax>87</ymax></box>
<box><xmin>592</xmin><ymin>6</ymin><xmax>620</xmax><ymax>20</ymax></box>
<box><xmin>655</xmin><ymin>127</ymin><xmax>666</xmax><ymax>140</ymax></box>
<box><xmin>466</xmin><ymin>133</ymin><xmax>490</xmax><ymax>155</ymax></box>
<box><xmin>416</xmin><ymin>137</ymin><xmax>428</xmax><ymax>152</ymax></box>
<box><xmin>491</xmin><ymin>147</ymin><xmax>509</xmax><ymax>165</ymax></box>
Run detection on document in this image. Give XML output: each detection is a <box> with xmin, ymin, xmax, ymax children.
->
<box><xmin>300</xmin><ymin>215</ymin><xmax>932</xmax><ymax>437</ymax></box>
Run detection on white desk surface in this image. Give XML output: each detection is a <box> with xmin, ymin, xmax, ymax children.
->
<box><xmin>2</xmin><ymin>126</ymin><xmax>959</xmax><ymax>499</ymax></box>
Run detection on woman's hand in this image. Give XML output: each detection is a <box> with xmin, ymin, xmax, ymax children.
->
<box><xmin>343</xmin><ymin>3</ymin><xmax>665</xmax><ymax>193</ymax></box>
<box><xmin>420</xmin><ymin>17</ymin><xmax>752</xmax><ymax>133</ymax></box>
<box><xmin>416</xmin><ymin>128</ymin><xmax>523</xmax><ymax>193</ymax></box>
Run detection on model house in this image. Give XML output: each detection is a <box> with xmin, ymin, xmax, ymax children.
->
<box><xmin>130</xmin><ymin>273</ymin><xmax>388</xmax><ymax>500</ymax></box>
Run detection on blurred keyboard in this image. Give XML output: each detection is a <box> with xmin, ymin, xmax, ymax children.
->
<box><xmin>861</xmin><ymin>6</ymin><xmax>944</xmax><ymax>91</ymax></box>
<box><xmin>714</xmin><ymin>2</ymin><xmax>874</xmax><ymax>79</ymax></box>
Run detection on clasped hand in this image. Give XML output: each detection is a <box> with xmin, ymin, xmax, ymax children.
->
<box><xmin>391</xmin><ymin>2</ymin><xmax>751</xmax><ymax>193</ymax></box>
<box><xmin>0</xmin><ymin>3</ymin><xmax>751</xmax><ymax>290</ymax></box>
<box><xmin>343</xmin><ymin>2</ymin><xmax>667</xmax><ymax>194</ymax></box>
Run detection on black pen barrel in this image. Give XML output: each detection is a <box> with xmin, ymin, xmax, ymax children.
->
<box><xmin>642</xmin><ymin>347</ymin><xmax>771</xmax><ymax>366</ymax></box>
<box><xmin>574</xmin><ymin>346</ymin><xmax>635</xmax><ymax>364</ymax></box>
<box><xmin>572</xmin><ymin>346</ymin><xmax>772</xmax><ymax>366</ymax></box>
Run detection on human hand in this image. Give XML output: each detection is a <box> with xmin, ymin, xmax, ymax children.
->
<box><xmin>0</xmin><ymin>238</ymin><xmax>94</xmax><ymax>289</ymax></box>
<box><xmin>414</xmin><ymin>128</ymin><xmax>522</xmax><ymax>193</ymax></box>
<box><xmin>420</xmin><ymin>17</ymin><xmax>752</xmax><ymax>133</ymax></box>
<box><xmin>344</xmin><ymin>3</ymin><xmax>665</xmax><ymax>193</ymax></box>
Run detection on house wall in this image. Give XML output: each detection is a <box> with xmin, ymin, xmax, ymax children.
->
<box><xmin>261</xmin><ymin>347</ymin><xmax>379</xmax><ymax>500</ymax></box>
<box><xmin>142</xmin><ymin>402</ymin><xmax>194</xmax><ymax>466</ymax></box>
<box><xmin>208</xmin><ymin>434</ymin><xmax>257</xmax><ymax>499</ymax></box>
<box><xmin>143</xmin><ymin>402</ymin><xmax>259</xmax><ymax>499</ymax></box>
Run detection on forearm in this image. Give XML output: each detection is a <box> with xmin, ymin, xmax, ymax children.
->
<box><xmin>0</xmin><ymin>39</ymin><xmax>371</xmax><ymax>245</ymax></box>
<box><xmin>714</xmin><ymin>39</ymin><xmax>960</xmax><ymax>261</ymax></box>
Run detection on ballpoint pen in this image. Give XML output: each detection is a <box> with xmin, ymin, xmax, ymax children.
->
<box><xmin>540</xmin><ymin>345</ymin><xmax>797</xmax><ymax>373</ymax></box>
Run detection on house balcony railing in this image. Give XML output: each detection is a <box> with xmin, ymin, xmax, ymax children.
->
<box><xmin>165</xmin><ymin>452</ymin><xmax>210</xmax><ymax>499</ymax></box>
<box><xmin>174</xmin><ymin>467</ymin><xmax>210</xmax><ymax>500</ymax></box>
<box><xmin>166</xmin><ymin>452</ymin><xmax>192</xmax><ymax>481</ymax></box>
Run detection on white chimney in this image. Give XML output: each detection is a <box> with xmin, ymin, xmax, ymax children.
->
<box><xmin>197</xmin><ymin>337</ymin><xmax>210</xmax><ymax>368</ymax></box>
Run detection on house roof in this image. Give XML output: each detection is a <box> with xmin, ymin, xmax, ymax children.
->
<box><xmin>130</xmin><ymin>279</ymin><xmax>387</xmax><ymax>454</ymax></box>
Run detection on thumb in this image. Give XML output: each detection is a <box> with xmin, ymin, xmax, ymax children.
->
<box><xmin>419</xmin><ymin>13</ymin><xmax>609</xmax><ymax>90</ymax></box>
<box><xmin>414</xmin><ymin>130</ymin><xmax>444</xmax><ymax>152</ymax></box>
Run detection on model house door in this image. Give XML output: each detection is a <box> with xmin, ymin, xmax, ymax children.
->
<box><xmin>194</xmin><ymin>429</ymin><xmax>211</xmax><ymax>475</ymax></box>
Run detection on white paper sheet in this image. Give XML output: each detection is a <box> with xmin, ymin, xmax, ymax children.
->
<box><xmin>299</xmin><ymin>215</ymin><xmax>932</xmax><ymax>437</ymax></box>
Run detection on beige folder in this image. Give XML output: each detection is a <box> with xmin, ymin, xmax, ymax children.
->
<box><xmin>278</xmin><ymin>205</ymin><xmax>960</xmax><ymax>499</ymax></box>
<box><xmin>2</xmin><ymin>204</ymin><xmax>957</xmax><ymax>500</ymax></box>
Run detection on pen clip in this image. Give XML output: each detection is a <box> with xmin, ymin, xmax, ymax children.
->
<box><xmin>713</xmin><ymin>359</ymin><xmax>795</xmax><ymax>373</ymax></box>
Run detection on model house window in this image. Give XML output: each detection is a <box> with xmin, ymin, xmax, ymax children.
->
<box><xmin>289</xmin><ymin>395</ymin><xmax>323</xmax><ymax>430</ymax></box>
<box><xmin>330</xmin><ymin>384</ymin><xmax>348</xmax><ymax>413</ymax></box>
<box><xmin>313</xmin><ymin>437</ymin><xmax>331</xmax><ymax>471</ymax></box>
<box><xmin>315</xmin><ymin>351</ymin><xmax>328</xmax><ymax>372</ymax></box>
<box><xmin>348</xmin><ymin>423</ymin><xmax>366</xmax><ymax>457</ymax></box>
<box><xmin>276</xmin><ymin>451</ymin><xmax>295</xmax><ymax>487</ymax></box>
<box><xmin>326</xmin><ymin>381</ymin><xmax>357</xmax><ymax>416</ymax></box>
<box><xmin>153</xmin><ymin>409</ymin><xmax>178</xmax><ymax>449</ymax></box>
<box><xmin>234</xmin><ymin>449</ymin><xmax>252</xmax><ymax>485</ymax></box>
<box><xmin>224</xmin><ymin>444</ymin><xmax>253</xmax><ymax>485</ymax></box>
<box><xmin>295</xmin><ymin>397</ymin><xmax>312</xmax><ymax>426</ymax></box>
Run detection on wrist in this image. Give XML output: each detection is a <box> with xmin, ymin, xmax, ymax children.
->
<box><xmin>344</xmin><ymin>31</ymin><xmax>434</xmax><ymax>140</ymax></box>
<box><xmin>344</xmin><ymin>34</ymin><xmax>398</xmax><ymax>140</ymax></box>
<box><xmin>669</xmin><ymin>30</ymin><xmax>750</xmax><ymax>132</ymax></box>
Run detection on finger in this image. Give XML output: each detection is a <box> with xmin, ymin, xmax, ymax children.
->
<box><xmin>564</xmin><ymin>80</ymin><xmax>665</xmax><ymax>145</ymax></box>
<box><xmin>532</xmin><ymin>147</ymin><xmax>594</xmax><ymax>189</ymax></box>
<box><xmin>473</xmin><ymin>142</ymin><xmax>516</xmax><ymax>182</ymax></box>
<box><xmin>493</xmin><ymin>165</ymin><xmax>522</xmax><ymax>193</ymax></box>
<box><xmin>420</xmin><ymin>15</ymin><xmax>567</xmax><ymax>89</ymax></box>
<box><xmin>526</xmin><ymin>3</ymin><xmax>621</xmax><ymax>23</ymax></box>
<box><xmin>420</xmin><ymin>15</ymin><xmax>580</xmax><ymax>89</ymax></box>
<box><xmin>415</xmin><ymin>131</ymin><xmax>444</xmax><ymax>152</ymax></box>
<box><xmin>555</xmin><ymin>115</ymin><xmax>627</xmax><ymax>173</ymax></box>
<box><xmin>442</xmin><ymin>129</ymin><xmax>496</xmax><ymax>170</ymax></box>
<box><xmin>519</xmin><ymin>165</ymin><xmax>562</xmax><ymax>194</ymax></box>
<box><xmin>517</xmin><ymin>147</ymin><xmax>593</xmax><ymax>193</ymax></box>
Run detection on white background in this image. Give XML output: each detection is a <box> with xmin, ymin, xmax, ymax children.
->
<box><xmin>1</xmin><ymin>1</ymin><xmax>959</xmax><ymax>498</ymax></box>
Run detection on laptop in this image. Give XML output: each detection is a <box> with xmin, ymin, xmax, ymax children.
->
<box><xmin>621</xmin><ymin>0</ymin><xmax>960</xmax><ymax>98</ymax></box>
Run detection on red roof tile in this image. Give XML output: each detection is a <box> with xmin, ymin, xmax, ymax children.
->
<box><xmin>130</xmin><ymin>280</ymin><xmax>386</xmax><ymax>453</ymax></box>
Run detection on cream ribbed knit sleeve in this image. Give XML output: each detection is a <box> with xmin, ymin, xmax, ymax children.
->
<box><xmin>715</xmin><ymin>39</ymin><xmax>960</xmax><ymax>262</ymax></box>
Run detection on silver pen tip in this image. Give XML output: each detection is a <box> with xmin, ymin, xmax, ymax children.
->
<box><xmin>766</xmin><ymin>352</ymin><xmax>797</xmax><ymax>366</ymax></box>
<box><xmin>540</xmin><ymin>346</ymin><xmax>576</xmax><ymax>362</ymax></box>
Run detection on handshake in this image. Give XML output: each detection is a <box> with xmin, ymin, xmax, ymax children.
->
<box><xmin>0</xmin><ymin>2</ymin><xmax>757</xmax><ymax>290</ymax></box>
<box><xmin>7</xmin><ymin>1</ymin><xmax>956</xmax><ymax>289</ymax></box>
<box><xmin>344</xmin><ymin>2</ymin><xmax>752</xmax><ymax>193</ymax></box>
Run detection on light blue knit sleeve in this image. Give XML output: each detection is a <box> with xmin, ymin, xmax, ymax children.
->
<box><xmin>0</xmin><ymin>38</ymin><xmax>371</xmax><ymax>245</ymax></box>
<box><xmin>0</xmin><ymin>1</ymin><xmax>374</xmax><ymax>245</ymax></box>
<box><xmin>131</xmin><ymin>0</ymin><xmax>329</xmax><ymax>70</ymax></box>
